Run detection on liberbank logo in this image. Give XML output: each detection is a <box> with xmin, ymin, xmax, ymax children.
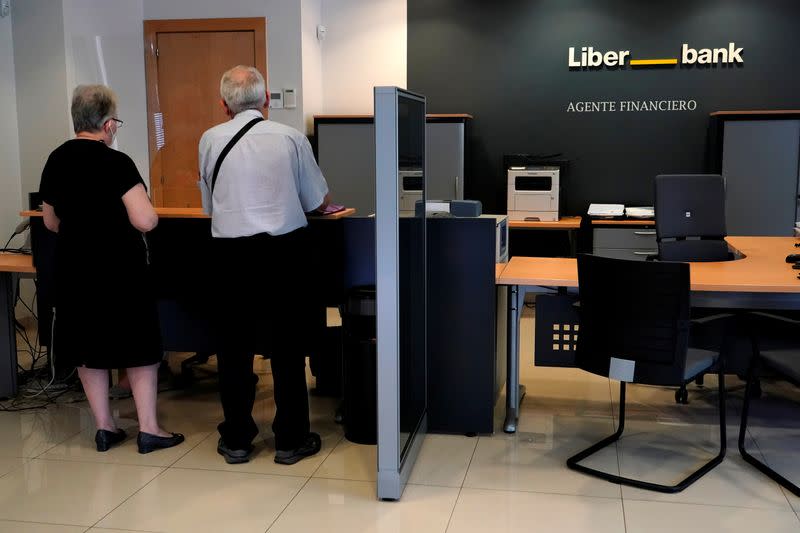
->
<box><xmin>568</xmin><ymin>43</ymin><xmax>744</xmax><ymax>68</ymax></box>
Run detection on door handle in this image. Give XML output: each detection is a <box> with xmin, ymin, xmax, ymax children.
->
<box><xmin>454</xmin><ymin>176</ymin><xmax>460</xmax><ymax>198</ymax></box>
<box><xmin>634</xmin><ymin>231</ymin><xmax>656</xmax><ymax>236</ymax></box>
<box><xmin>633</xmin><ymin>251</ymin><xmax>658</xmax><ymax>256</ymax></box>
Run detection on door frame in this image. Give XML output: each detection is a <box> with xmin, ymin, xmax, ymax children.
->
<box><xmin>143</xmin><ymin>17</ymin><xmax>268</xmax><ymax>206</ymax></box>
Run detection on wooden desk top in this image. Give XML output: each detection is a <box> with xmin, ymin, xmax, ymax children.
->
<box><xmin>508</xmin><ymin>216</ymin><xmax>655</xmax><ymax>229</ymax></box>
<box><xmin>496</xmin><ymin>263</ymin><xmax>507</xmax><ymax>281</ymax></box>
<box><xmin>509</xmin><ymin>217</ymin><xmax>581</xmax><ymax>229</ymax></box>
<box><xmin>0</xmin><ymin>253</ymin><xmax>35</xmax><ymax>274</ymax></box>
<box><xmin>21</xmin><ymin>207</ymin><xmax>357</xmax><ymax>221</ymax></box>
<box><xmin>498</xmin><ymin>237</ymin><xmax>800</xmax><ymax>293</ymax></box>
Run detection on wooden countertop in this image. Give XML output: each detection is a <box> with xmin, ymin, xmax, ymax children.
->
<box><xmin>21</xmin><ymin>207</ymin><xmax>356</xmax><ymax>221</ymax></box>
<box><xmin>508</xmin><ymin>216</ymin><xmax>655</xmax><ymax>229</ymax></box>
<box><xmin>509</xmin><ymin>216</ymin><xmax>581</xmax><ymax>229</ymax></box>
<box><xmin>496</xmin><ymin>263</ymin><xmax>507</xmax><ymax>281</ymax></box>
<box><xmin>0</xmin><ymin>253</ymin><xmax>35</xmax><ymax>274</ymax></box>
<box><xmin>498</xmin><ymin>236</ymin><xmax>800</xmax><ymax>293</ymax></box>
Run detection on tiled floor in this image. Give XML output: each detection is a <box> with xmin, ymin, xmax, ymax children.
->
<box><xmin>1</xmin><ymin>308</ymin><xmax>799</xmax><ymax>532</ymax></box>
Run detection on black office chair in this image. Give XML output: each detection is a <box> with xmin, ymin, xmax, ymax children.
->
<box><xmin>567</xmin><ymin>253</ymin><xmax>727</xmax><ymax>493</ymax></box>
<box><xmin>738</xmin><ymin>313</ymin><xmax>800</xmax><ymax>497</ymax></box>
<box><xmin>654</xmin><ymin>174</ymin><xmax>731</xmax><ymax>262</ymax></box>
<box><xmin>654</xmin><ymin>174</ymin><xmax>736</xmax><ymax>402</ymax></box>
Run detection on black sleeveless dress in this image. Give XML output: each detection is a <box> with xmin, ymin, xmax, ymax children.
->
<box><xmin>39</xmin><ymin>139</ymin><xmax>162</xmax><ymax>369</ymax></box>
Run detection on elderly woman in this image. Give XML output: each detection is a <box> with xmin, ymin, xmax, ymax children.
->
<box><xmin>39</xmin><ymin>85</ymin><xmax>183</xmax><ymax>454</ymax></box>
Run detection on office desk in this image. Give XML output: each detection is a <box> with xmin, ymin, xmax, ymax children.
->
<box><xmin>0</xmin><ymin>253</ymin><xmax>36</xmax><ymax>398</ymax></box>
<box><xmin>19</xmin><ymin>208</ymin><xmax>355</xmax><ymax>365</ymax></box>
<box><xmin>496</xmin><ymin>236</ymin><xmax>800</xmax><ymax>433</ymax></box>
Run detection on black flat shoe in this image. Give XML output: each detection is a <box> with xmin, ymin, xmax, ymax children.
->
<box><xmin>95</xmin><ymin>428</ymin><xmax>127</xmax><ymax>452</ymax></box>
<box><xmin>137</xmin><ymin>431</ymin><xmax>185</xmax><ymax>454</ymax></box>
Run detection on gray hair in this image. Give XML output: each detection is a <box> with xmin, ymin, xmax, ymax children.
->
<box><xmin>71</xmin><ymin>84</ymin><xmax>118</xmax><ymax>133</ymax></box>
<box><xmin>220</xmin><ymin>65</ymin><xmax>267</xmax><ymax>115</ymax></box>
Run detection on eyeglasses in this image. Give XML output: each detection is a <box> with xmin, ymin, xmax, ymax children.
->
<box><xmin>110</xmin><ymin>118</ymin><xmax>124</xmax><ymax>127</ymax></box>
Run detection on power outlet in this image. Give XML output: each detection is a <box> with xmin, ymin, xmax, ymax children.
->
<box><xmin>0</xmin><ymin>0</ymin><xmax>10</xmax><ymax>18</ymax></box>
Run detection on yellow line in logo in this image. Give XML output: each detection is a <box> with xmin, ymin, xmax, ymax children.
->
<box><xmin>630</xmin><ymin>58</ymin><xmax>679</xmax><ymax>66</ymax></box>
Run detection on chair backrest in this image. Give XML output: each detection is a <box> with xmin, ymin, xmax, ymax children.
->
<box><xmin>575</xmin><ymin>253</ymin><xmax>691</xmax><ymax>386</ymax></box>
<box><xmin>654</xmin><ymin>174</ymin><xmax>729</xmax><ymax>262</ymax></box>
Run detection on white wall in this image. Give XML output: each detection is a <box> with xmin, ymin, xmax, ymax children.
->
<box><xmin>320</xmin><ymin>0</ymin><xmax>406</xmax><ymax>115</ymax></box>
<box><xmin>301</xmin><ymin>0</ymin><xmax>324</xmax><ymax>132</ymax></box>
<box><xmin>0</xmin><ymin>12</ymin><xmax>22</xmax><ymax>242</ymax></box>
<box><xmin>12</xmin><ymin>0</ymin><xmax>71</xmax><ymax>205</ymax></box>
<box><xmin>143</xmin><ymin>0</ymin><xmax>305</xmax><ymax>132</ymax></box>
<box><xmin>62</xmin><ymin>0</ymin><xmax>149</xmax><ymax>183</ymax></box>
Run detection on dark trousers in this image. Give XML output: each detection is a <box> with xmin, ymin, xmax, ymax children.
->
<box><xmin>212</xmin><ymin>229</ymin><xmax>312</xmax><ymax>451</ymax></box>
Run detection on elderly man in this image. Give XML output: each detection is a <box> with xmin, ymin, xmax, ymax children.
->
<box><xmin>199</xmin><ymin>65</ymin><xmax>330</xmax><ymax>465</ymax></box>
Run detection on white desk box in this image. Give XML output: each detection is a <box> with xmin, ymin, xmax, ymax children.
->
<box><xmin>507</xmin><ymin>167</ymin><xmax>560</xmax><ymax>222</ymax></box>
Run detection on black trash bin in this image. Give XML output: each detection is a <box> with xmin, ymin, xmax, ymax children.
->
<box><xmin>342</xmin><ymin>286</ymin><xmax>377</xmax><ymax>445</ymax></box>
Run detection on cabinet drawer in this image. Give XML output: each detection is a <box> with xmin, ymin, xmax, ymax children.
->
<box><xmin>592</xmin><ymin>248</ymin><xmax>658</xmax><ymax>261</ymax></box>
<box><xmin>593</xmin><ymin>228</ymin><xmax>657</xmax><ymax>249</ymax></box>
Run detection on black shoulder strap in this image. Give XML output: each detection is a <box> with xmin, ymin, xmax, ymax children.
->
<box><xmin>211</xmin><ymin>117</ymin><xmax>264</xmax><ymax>192</ymax></box>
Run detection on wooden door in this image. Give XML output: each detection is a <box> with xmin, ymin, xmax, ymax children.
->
<box><xmin>144</xmin><ymin>18</ymin><xmax>267</xmax><ymax>207</ymax></box>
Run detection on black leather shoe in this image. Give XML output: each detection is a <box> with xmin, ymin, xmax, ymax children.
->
<box><xmin>95</xmin><ymin>428</ymin><xmax>127</xmax><ymax>452</ymax></box>
<box><xmin>137</xmin><ymin>431</ymin><xmax>185</xmax><ymax>454</ymax></box>
<box><xmin>217</xmin><ymin>438</ymin><xmax>254</xmax><ymax>464</ymax></box>
<box><xmin>274</xmin><ymin>432</ymin><xmax>322</xmax><ymax>465</ymax></box>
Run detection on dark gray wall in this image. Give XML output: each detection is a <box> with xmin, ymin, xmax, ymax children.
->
<box><xmin>408</xmin><ymin>0</ymin><xmax>800</xmax><ymax>214</ymax></box>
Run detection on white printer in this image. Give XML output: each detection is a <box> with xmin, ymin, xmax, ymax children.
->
<box><xmin>399</xmin><ymin>169</ymin><xmax>423</xmax><ymax>215</ymax></box>
<box><xmin>507</xmin><ymin>166</ymin><xmax>560</xmax><ymax>222</ymax></box>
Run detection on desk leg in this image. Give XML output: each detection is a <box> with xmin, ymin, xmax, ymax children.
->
<box><xmin>503</xmin><ymin>284</ymin><xmax>527</xmax><ymax>433</ymax></box>
<box><xmin>0</xmin><ymin>273</ymin><xmax>18</xmax><ymax>399</ymax></box>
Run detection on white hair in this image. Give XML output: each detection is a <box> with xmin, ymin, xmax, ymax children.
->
<box><xmin>71</xmin><ymin>84</ymin><xmax>117</xmax><ymax>133</ymax></box>
<box><xmin>220</xmin><ymin>65</ymin><xmax>267</xmax><ymax>114</ymax></box>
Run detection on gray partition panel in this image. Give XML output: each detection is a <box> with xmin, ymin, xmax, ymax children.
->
<box><xmin>317</xmin><ymin>123</ymin><xmax>377</xmax><ymax>216</ymax></box>
<box><xmin>426</xmin><ymin>122</ymin><xmax>465</xmax><ymax>201</ymax></box>
<box><xmin>722</xmin><ymin>120</ymin><xmax>800</xmax><ymax>236</ymax></box>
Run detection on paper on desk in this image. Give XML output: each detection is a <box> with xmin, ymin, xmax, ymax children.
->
<box><xmin>588</xmin><ymin>204</ymin><xmax>625</xmax><ymax>217</ymax></box>
<box><xmin>625</xmin><ymin>206</ymin><xmax>655</xmax><ymax>218</ymax></box>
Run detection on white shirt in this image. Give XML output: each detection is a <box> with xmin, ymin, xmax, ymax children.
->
<box><xmin>198</xmin><ymin>109</ymin><xmax>329</xmax><ymax>238</ymax></box>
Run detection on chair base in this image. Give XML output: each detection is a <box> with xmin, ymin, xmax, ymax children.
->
<box><xmin>738</xmin><ymin>369</ymin><xmax>800</xmax><ymax>497</ymax></box>
<box><xmin>567</xmin><ymin>373</ymin><xmax>727</xmax><ymax>494</ymax></box>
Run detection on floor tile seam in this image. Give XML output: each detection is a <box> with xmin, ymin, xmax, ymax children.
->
<box><xmin>19</xmin><ymin>456</ymin><xmax>171</xmax><ymax>470</ymax></box>
<box><xmin>167</xmin><ymin>464</ymin><xmax>312</xmax><ymax>480</ymax></box>
<box><xmin>442</xmin><ymin>486</ymin><xmax>464</xmax><ymax>533</ymax></box>
<box><xmin>0</xmin><ymin>518</ymin><xmax>102</xmax><ymax>529</ymax></box>
<box><xmin>310</xmin><ymin>472</ymin><xmax>376</xmax><ymax>482</ymax></box>
<box><xmin>459</xmin><ymin>434</ymin><xmax>480</xmax><ymax>489</ymax></box>
<box><xmin>619</xmin><ymin>494</ymin><xmax>794</xmax><ymax>512</ymax></box>
<box><xmin>747</xmin><ymin>427</ymin><xmax>799</xmax><ymax>514</ymax></box>
<box><xmin>162</xmin><ymin>429</ymin><xmax>215</xmax><ymax>469</ymax></box>
<box><xmin>304</xmin><ymin>433</ymin><xmax>345</xmax><ymax>480</ymax></box>
<box><xmin>620</xmin><ymin>494</ymin><xmax>629</xmax><ymax>533</ymax></box>
<box><xmin>86</xmin><ymin>466</ymin><xmax>170</xmax><ymax>531</ymax></box>
<box><xmin>457</xmin><ymin>483</ymin><xmax>624</xmax><ymax>501</ymax></box>
<box><xmin>84</xmin><ymin>526</ymin><xmax>163</xmax><ymax>532</ymax></box>
<box><xmin>23</xmin><ymin>454</ymin><xmax>177</xmax><ymax>469</ymax></box>
<box><xmin>263</xmin><ymin>473</ymin><xmax>314</xmax><ymax>533</ymax></box>
<box><xmin>31</xmin><ymin>427</ymin><xmax>86</xmax><ymax>459</ymax></box>
<box><xmin>0</xmin><ymin>458</ymin><xmax>28</xmax><ymax>481</ymax></box>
